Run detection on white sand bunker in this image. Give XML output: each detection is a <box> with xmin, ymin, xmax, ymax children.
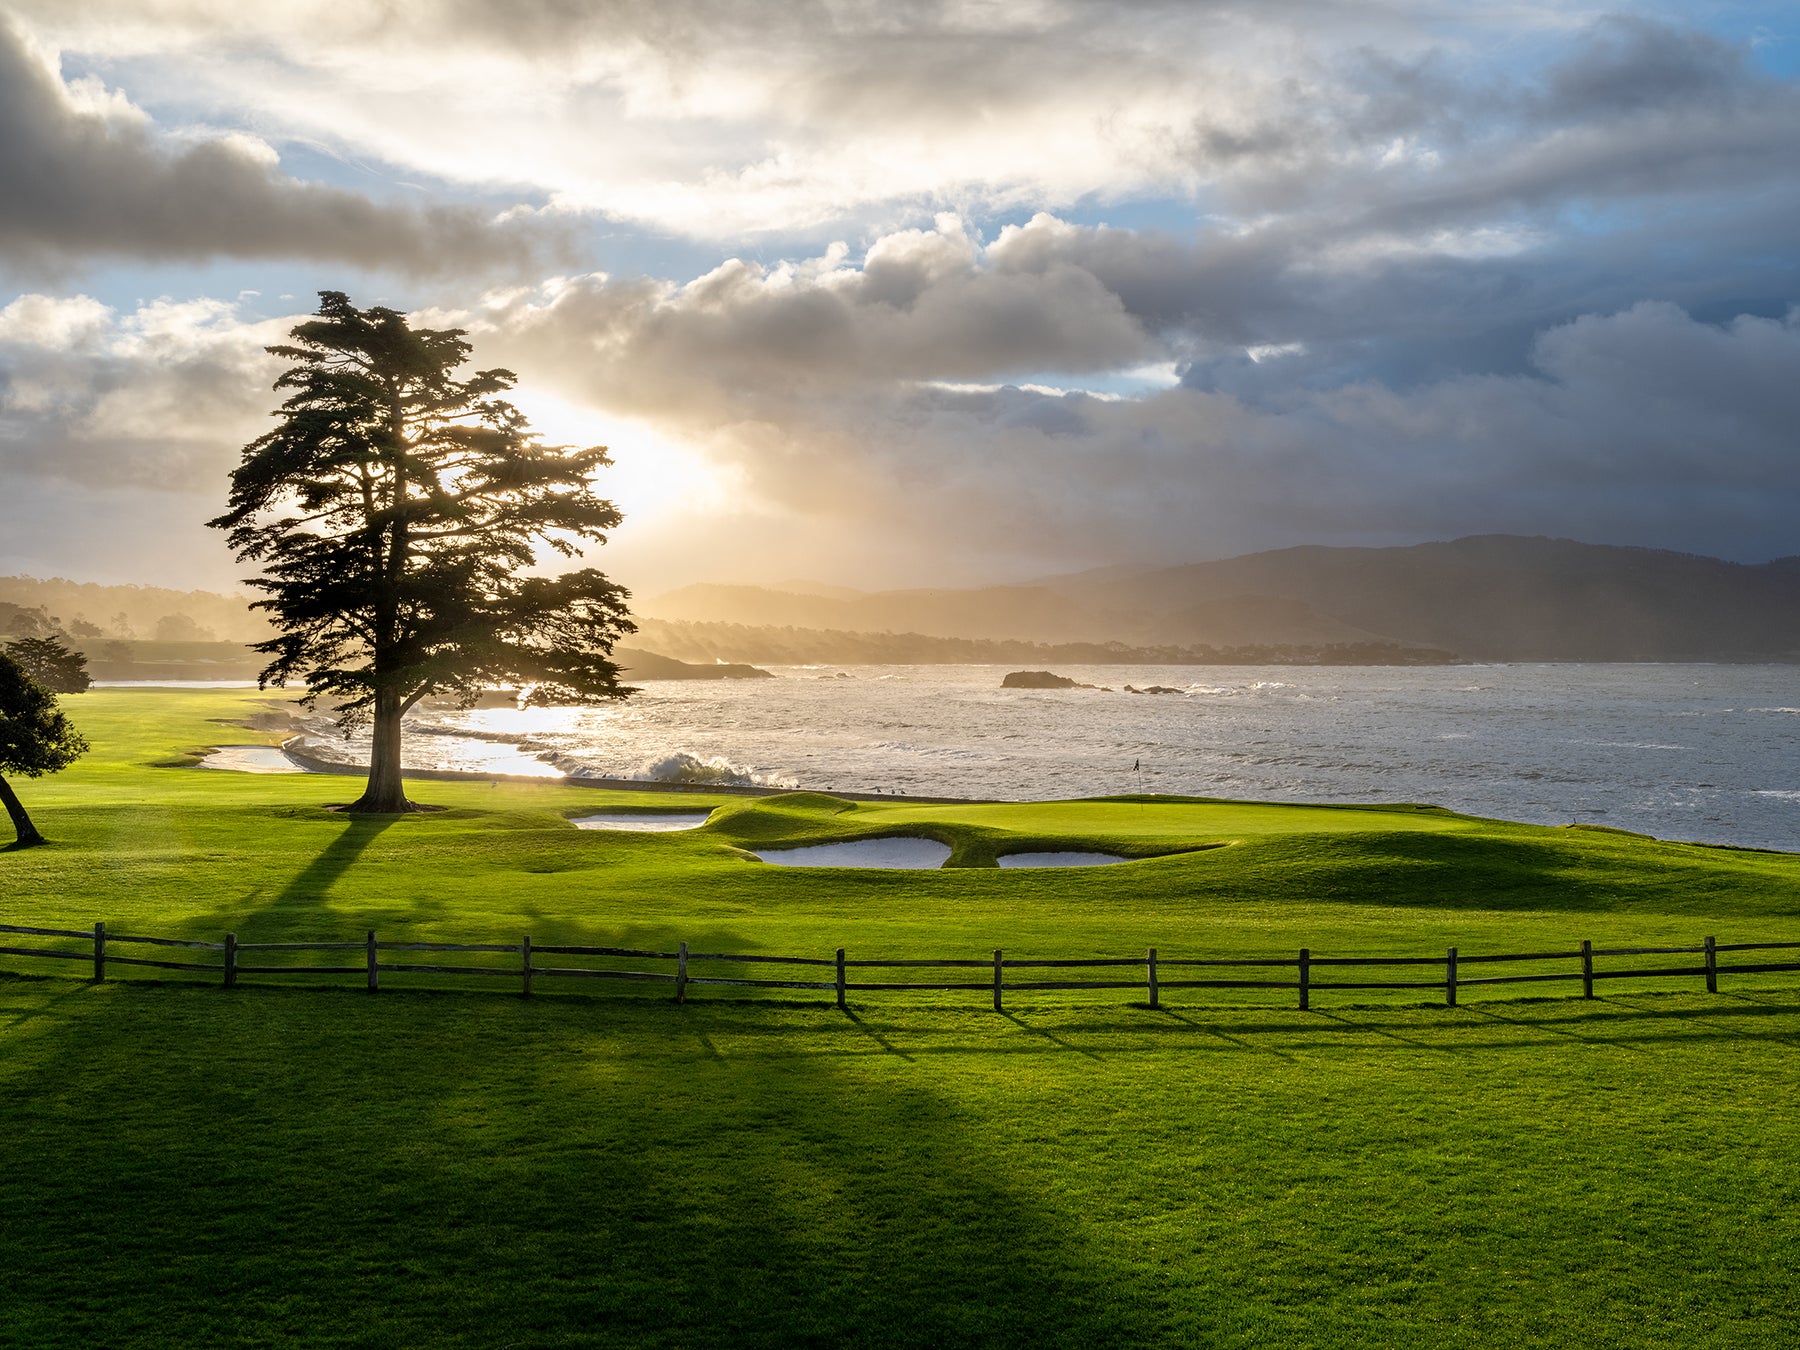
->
<box><xmin>200</xmin><ymin>745</ymin><xmax>310</xmax><ymax>774</ymax></box>
<box><xmin>572</xmin><ymin>811</ymin><xmax>714</xmax><ymax>832</ymax></box>
<box><xmin>754</xmin><ymin>837</ymin><xmax>952</xmax><ymax>869</ymax></box>
<box><xmin>997</xmin><ymin>851</ymin><xmax>1130</xmax><ymax>868</ymax></box>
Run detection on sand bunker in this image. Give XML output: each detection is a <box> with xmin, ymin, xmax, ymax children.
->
<box><xmin>996</xmin><ymin>851</ymin><xmax>1130</xmax><ymax>868</ymax></box>
<box><xmin>754</xmin><ymin>838</ymin><xmax>952</xmax><ymax>869</ymax></box>
<box><xmin>572</xmin><ymin>811</ymin><xmax>714</xmax><ymax>832</ymax></box>
<box><xmin>200</xmin><ymin>745</ymin><xmax>310</xmax><ymax>774</ymax></box>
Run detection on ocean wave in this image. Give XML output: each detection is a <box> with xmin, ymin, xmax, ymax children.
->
<box><xmin>1750</xmin><ymin>708</ymin><xmax>1800</xmax><ymax>715</ymax></box>
<box><xmin>867</xmin><ymin>741</ymin><xmax>984</xmax><ymax>758</ymax></box>
<box><xmin>630</xmin><ymin>751</ymin><xmax>796</xmax><ymax>788</ymax></box>
<box><xmin>411</xmin><ymin>724</ymin><xmax>536</xmax><ymax>746</ymax></box>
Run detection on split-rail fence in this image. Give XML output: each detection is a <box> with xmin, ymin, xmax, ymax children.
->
<box><xmin>2</xmin><ymin>923</ymin><xmax>1798</xmax><ymax>1010</ymax></box>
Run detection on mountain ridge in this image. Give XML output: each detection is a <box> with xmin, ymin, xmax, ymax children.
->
<box><xmin>645</xmin><ymin>535</ymin><xmax>1800</xmax><ymax>661</ymax></box>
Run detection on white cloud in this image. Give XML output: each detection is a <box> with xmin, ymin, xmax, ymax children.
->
<box><xmin>0</xmin><ymin>293</ymin><xmax>112</xmax><ymax>350</ymax></box>
<box><xmin>14</xmin><ymin>0</ymin><xmax>1705</xmax><ymax>244</ymax></box>
<box><xmin>0</xmin><ymin>291</ymin><xmax>288</xmax><ymax>488</ymax></box>
<box><xmin>0</xmin><ymin>16</ymin><xmax>553</xmax><ymax>273</ymax></box>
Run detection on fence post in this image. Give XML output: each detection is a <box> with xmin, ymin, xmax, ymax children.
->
<box><xmin>224</xmin><ymin>933</ymin><xmax>238</xmax><ymax>989</ymax></box>
<box><xmin>522</xmin><ymin>935</ymin><xmax>533</xmax><ymax>998</ymax></box>
<box><xmin>677</xmin><ymin>940</ymin><xmax>688</xmax><ymax>1004</ymax></box>
<box><xmin>1704</xmin><ymin>935</ymin><xmax>1717</xmax><ymax>994</ymax></box>
<box><xmin>1298</xmin><ymin>948</ymin><xmax>1310</xmax><ymax>1011</ymax></box>
<box><xmin>1445</xmin><ymin>946</ymin><xmax>1458</xmax><ymax>1008</ymax></box>
<box><xmin>1147</xmin><ymin>946</ymin><xmax>1159</xmax><ymax>1010</ymax></box>
<box><xmin>993</xmin><ymin>948</ymin><xmax>1003</xmax><ymax>1012</ymax></box>
<box><xmin>835</xmin><ymin>947</ymin><xmax>846</xmax><ymax>1010</ymax></box>
<box><xmin>92</xmin><ymin>921</ymin><xmax>105</xmax><ymax>982</ymax></box>
<box><xmin>1581</xmin><ymin>939</ymin><xmax>1593</xmax><ymax>999</ymax></box>
<box><xmin>366</xmin><ymin>929</ymin><xmax>378</xmax><ymax>992</ymax></box>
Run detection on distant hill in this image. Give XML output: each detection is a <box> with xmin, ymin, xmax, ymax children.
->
<box><xmin>645</xmin><ymin>582</ymin><xmax>1123</xmax><ymax>644</ymax></box>
<box><xmin>631</xmin><ymin>619</ymin><xmax>1455</xmax><ymax>667</ymax></box>
<box><xmin>19</xmin><ymin>536</ymin><xmax>1798</xmax><ymax>670</ymax></box>
<box><xmin>647</xmin><ymin>537</ymin><xmax>1800</xmax><ymax>662</ymax></box>
<box><xmin>0</xmin><ymin>576</ymin><xmax>269</xmax><ymax>643</ymax></box>
<box><xmin>1054</xmin><ymin>537</ymin><xmax>1800</xmax><ymax>661</ymax></box>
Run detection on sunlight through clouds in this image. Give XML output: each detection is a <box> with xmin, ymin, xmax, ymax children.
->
<box><xmin>0</xmin><ymin>1</ymin><xmax>1796</xmax><ymax>589</ymax></box>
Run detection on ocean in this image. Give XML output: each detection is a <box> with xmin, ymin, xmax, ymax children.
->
<box><xmin>281</xmin><ymin>663</ymin><xmax>1800</xmax><ymax>852</ymax></box>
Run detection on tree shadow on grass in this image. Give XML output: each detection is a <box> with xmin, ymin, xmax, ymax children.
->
<box><xmin>1290</xmin><ymin>830</ymin><xmax>1797</xmax><ymax>915</ymax></box>
<box><xmin>270</xmin><ymin>815</ymin><xmax>401</xmax><ymax>907</ymax></box>
<box><xmin>0</xmin><ymin>983</ymin><xmax>1162</xmax><ymax>1349</ymax></box>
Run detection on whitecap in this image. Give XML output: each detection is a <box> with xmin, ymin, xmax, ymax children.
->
<box><xmin>632</xmin><ymin>751</ymin><xmax>794</xmax><ymax>788</ymax></box>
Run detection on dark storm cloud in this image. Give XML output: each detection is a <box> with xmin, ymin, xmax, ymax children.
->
<box><xmin>0</xmin><ymin>20</ymin><xmax>548</xmax><ymax>275</ymax></box>
<box><xmin>766</xmin><ymin>303</ymin><xmax>1800</xmax><ymax>569</ymax></box>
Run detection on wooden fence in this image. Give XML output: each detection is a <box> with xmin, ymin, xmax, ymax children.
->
<box><xmin>3</xmin><ymin>922</ymin><xmax>1799</xmax><ymax>1010</ymax></box>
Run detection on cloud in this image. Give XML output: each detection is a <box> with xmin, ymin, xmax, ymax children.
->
<box><xmin>4</xmin><ymin>253</ymin><xmax>1796</xmax><ymax>596</ymax></box>
<box><xmin>15</xmin><ymin>3</ymin><xmax>1793</xmax><ymax>255</ymax></box>
<box><xmin>0</xmin><ymin>18</ymin><xmax>549</xmax><ymax>274</ymax></box>
<box><xmin>2</xmin><ymin>7</ymin><xmax>1797</xmax><ymax>589</ymax></box>
<box><xmin>0</xmin><ymin>292</ymin><xmax>288</xmax><ymax>489</ymax></box>
<box><xmin>430</xmin><ymin>216</ymin><xmax>1800</xmax><ymax>572</ymax></box>
<box><xmin>760</xmin><ymin>303</ymin><xmax>1800</xmax><ymax>571</ymax></box>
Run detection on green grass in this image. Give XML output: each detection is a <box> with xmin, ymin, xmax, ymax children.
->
<box><xmin>1</xmin><ymin>687</ymin><xmax>1798</xmax><ymax>1347</ymax></box>
<box><xmin>1</xmin><ymin>981</ymin><xmax>1796</xmax><ymax>1347</ymax></box>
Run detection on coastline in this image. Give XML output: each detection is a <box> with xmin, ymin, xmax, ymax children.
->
<box><xmin>273</xmin><ymin>736</ymin><xmax>989</xmax><ymax>805</ymax></box>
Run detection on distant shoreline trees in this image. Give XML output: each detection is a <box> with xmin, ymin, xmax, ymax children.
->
<box><xmin>6</xmin><ymin>637</ymin><xmax>92</xmax><ymax>694</ymax></box>
<box><xmin>629</xmin><ymin>618</ymin><xmax>1463</xmax><ymax>667</ymax></box>
<box><xmin>211</xmin><ymin>291</ymin><xmax>636</xmax><ymax>813</ymax></box>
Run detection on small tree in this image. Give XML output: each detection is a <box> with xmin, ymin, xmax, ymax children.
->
<box><xmin>3</xmin><ymin>604</ymin><xmax>56</xmax><ymax>639</ymax></box>
<box><xmin>210</xmin><ymin>291</ymin><xmax>636</xmax><ymax>813</ymax></box>
<box><xmin>0</xmin><ymin>651</ymin><xmax>88</xmax><ymax>848</ymax></box>
<box><xmin>153</xmin><ymin>614</ymin><xmax>213</xmax><ymax>642</ymax></box>
<box><xmin>7</xmin><ymin>636</ymin><xmax>92</xmax><ymax>694</ymax></box>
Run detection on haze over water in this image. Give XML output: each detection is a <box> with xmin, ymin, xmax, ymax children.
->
<box><xmin>292</xmin><ymin>665</ymin><xmax>1800</xmax><ymax>853</ymax></box>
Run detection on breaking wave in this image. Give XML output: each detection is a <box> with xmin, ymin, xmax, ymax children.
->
<box><xmin>631</xmin><ymin>751</ymin><xmax>796</xmax><ymax>788</ymax></box>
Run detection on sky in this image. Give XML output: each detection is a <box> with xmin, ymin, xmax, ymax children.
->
<box><xmin>1</xmin><ymin>0</ymin><xmax>1797</xmax><ymax>598</ymax></box>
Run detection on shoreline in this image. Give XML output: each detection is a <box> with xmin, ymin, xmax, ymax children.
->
<box><xmin>274</xmin><ymin>738</ymin><xmax>990</xmax><ymax>806</ymax></box>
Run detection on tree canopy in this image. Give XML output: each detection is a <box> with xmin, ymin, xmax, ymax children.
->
<box><xmin>209</xmin><ymin>291</ymin><xmax>635</xmax><ymax>813</ymax></box>
<box><xmin>0</xmin><ymin>650</ymin><xmax>88</xmax><ymax>847</ymax></box>
<box><xmin>7</xmin><ymin>636</ymin><xmax>92</xmax><ymax>694</ymax></box>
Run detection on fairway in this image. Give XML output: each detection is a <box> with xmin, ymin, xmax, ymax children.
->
<box><xmin>2</xmin><ymin>688</ymin><xmax>1798</xmax><ymax>1347</ymax></box>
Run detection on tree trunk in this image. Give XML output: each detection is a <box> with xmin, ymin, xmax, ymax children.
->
<box><xmin>0</xmin><ymin>774</ymin><xmax>46</xmax><ymax>847</ymax></box>
<box><xmin>345</xmin><ymin>686</ymin><xmax>418</xmax><ymax>813</ymax></box>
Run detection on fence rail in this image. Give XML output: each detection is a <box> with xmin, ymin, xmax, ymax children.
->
<box><xmin>1</xmin><ymin>922</ymin><xmax>1797</xmax><ymax>1010</ymax></box>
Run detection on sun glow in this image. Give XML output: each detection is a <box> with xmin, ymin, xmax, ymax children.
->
<box><xmin>504</xmin><ymin>389</ymin><xmax>740</xmax><ymax>525</ymax></box>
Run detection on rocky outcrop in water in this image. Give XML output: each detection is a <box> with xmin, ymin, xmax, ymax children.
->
<box><xmin>1002</xmin><ymin>670</ymin><xmax>1101</xmax><ymax>689</ymax></box>
<box><xmin>613</xmin><ymin>647</ymin><xmax>773</xmax><ymax>680</ymax></box>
